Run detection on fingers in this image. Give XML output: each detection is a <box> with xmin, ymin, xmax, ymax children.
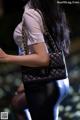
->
<box><xmin>0</xmin><ymin>48</ymin><xmax>7</xmax><ymax>59</ymax></box>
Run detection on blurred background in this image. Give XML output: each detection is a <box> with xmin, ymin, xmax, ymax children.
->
<box><xmin>0</xmin><ymin>0</ymin><xmax>80</xmax><ymax>120</ymax></box>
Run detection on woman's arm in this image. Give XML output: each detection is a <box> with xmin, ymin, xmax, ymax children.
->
<box><xmin>0</xmin><ymin>9</ymin><xmax>50</xmax><ymax>67</ymax></box>
<box><xmin>0</xmin><ymin>42</ymin><xmax>49</xmax><ymax>67</ymax></box>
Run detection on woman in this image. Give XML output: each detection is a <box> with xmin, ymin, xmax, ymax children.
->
<box><xmin>0</xmin><ymin>0</ymin><xmax>70</xmax><ymax>119</ymax></box>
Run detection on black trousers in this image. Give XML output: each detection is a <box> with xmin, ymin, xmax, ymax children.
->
<box><xmin>23</xmin><ymin>81</ymin><xmax>60</xmax><ymax>120</ymax></box>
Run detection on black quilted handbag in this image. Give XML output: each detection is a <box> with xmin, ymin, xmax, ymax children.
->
<box><xmin>21</xmin><ymin>12</ymin><xmax>67</xmax><ymax>83</ymax></box>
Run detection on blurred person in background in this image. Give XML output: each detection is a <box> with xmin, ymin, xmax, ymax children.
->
<box><xmin>11</xmin><ymin>82</ymin><xmax>31</xmax><ymax>120</ymax></box>
<box><xmin>0</xmin><ymin>0</ymin><xmax>70</xmax><ymax>119</ymax></box>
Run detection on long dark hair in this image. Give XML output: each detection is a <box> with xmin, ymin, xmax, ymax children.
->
<box><xmin>23</xmin><ymin>0</ymin><xmax>70</xmax><ymax>55</ymax></box>
<box><xmin>31</xmin><ymin>0</ymin><xmax>61</xmax><ymax>26</ymax></box>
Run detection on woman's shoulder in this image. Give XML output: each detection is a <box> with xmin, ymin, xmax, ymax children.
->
<box><xmin>24</xmin><ymin>4</ymin><xmax>42</xmax><ymax>22</ymax></box>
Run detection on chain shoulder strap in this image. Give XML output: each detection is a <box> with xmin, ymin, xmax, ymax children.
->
<box><xmin>36</xmin><ymin>9</ymin><xmax>59</xmax><ymax>53</ymax></box>
<box><xmin>22</xmin><ymin>21</ymin><xmax>29</xmax><ymax>55</ymax></box>
<box><xmin>22</xmin><ymin>9</ymin><xmax>60</xmax><ymax>54</ymax></box>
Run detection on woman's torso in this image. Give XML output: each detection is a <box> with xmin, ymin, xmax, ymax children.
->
<box><xmin>13</xmin><ymin>2</ymin><xmax>48</xmax><ymax>55</ymax></box>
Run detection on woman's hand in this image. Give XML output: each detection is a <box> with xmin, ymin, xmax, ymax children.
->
<box><xmin>0</xmin><ymin>42</ymin><xmax>49</xmax><ymax>66</ymax></box>
<box><xmin>0</xmin><ymin>48</ymin><xmax>8</xmax><ymax>62</ymax></box>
